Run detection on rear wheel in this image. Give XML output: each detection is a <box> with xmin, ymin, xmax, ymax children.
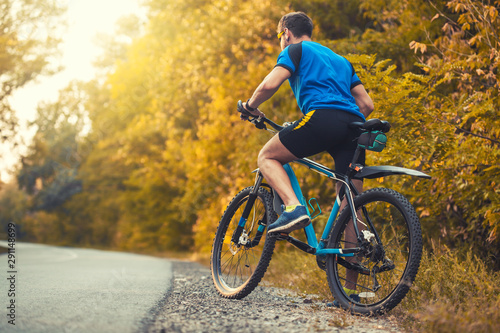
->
<box><xmin>211</xmin><ymin>186</ymin><xmax>277</xmax><ymax>299</ymax></box>
<box><xmin>326</xmin><ymin>188</ymin><xmax>422</xmax><ymax>315</ymax></box>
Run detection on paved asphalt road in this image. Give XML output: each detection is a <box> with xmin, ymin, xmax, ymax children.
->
<box><xmin>0</xmin><ymin>241</ymin><xmax>172</xmax><ymax>333</ymax></box>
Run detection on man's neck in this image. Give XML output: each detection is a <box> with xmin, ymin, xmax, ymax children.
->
<box><xmin>290</xmin><ymin>35</ymin><xmax>311</xmax><ymax>45</ymax></box>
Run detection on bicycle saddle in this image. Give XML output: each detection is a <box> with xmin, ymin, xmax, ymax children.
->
<box><xmin>349</xmin><ymin>118</ymin><xmax>391</xmax><ymax>133</ymax></box>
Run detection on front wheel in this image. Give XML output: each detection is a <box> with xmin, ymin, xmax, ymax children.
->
<box><xmin>326</xmin><ymin>188</ymin><xmax>423</xmax><ymax>315</ymax></box>
<box><xmin>211</xmin><ymin>186</ymin><xmax>277</xmax><ymax>299</ymax></box>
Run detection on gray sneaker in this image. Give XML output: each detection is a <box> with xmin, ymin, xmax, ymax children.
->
<box><xmin>268</xmin><ymin>205</ymin><xmax>310</xmax><ymax>234</ymax></box>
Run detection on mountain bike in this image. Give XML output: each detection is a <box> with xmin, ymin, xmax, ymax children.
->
<box><xmin>210</xmin><ymin>101</ymin><xmax>431</xmax><ymax>315</ymax></box>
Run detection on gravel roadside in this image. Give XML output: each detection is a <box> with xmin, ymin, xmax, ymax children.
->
<box><xmin>147</xmin><ymin>260</ymin><xmax>401</xmax><ymax>333</ymax></box>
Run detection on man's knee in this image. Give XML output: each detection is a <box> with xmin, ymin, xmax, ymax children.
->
<box><xmin>257</xmin><ymin>148</ymin><xmax>269</xmax><ymax>168</ymax></box>
<box><xmin>258</xmin><ymin>137</ymin><xmax>295</xmax><ymax>168</ymax></box>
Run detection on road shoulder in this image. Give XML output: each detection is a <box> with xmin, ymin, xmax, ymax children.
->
<box><xmin>149</xmin><ymin>260</ymin><xmax>401</xmax><ymax>333</ymax></box>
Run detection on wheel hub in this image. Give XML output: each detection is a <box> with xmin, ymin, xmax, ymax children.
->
<box><xmin>229</xmin><ymin>231</ymin><xmax>249</xmax><ymax>255</ymax></box>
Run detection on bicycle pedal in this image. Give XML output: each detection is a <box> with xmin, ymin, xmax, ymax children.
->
<box><xmin>271</xmin><ymin>233</ymin><xmax>289</xmax><ymax>240</ymax></box>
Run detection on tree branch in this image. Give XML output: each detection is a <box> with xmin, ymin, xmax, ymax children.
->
<box><xmin>436</xmin><ymin>116</ymin><xmax>500</xmax><ymax>145</ymax></box>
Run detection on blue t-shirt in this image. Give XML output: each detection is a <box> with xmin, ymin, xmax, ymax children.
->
<box><xmin>276</xmin><ymin>41</ymin><xmax>364</xmax><ymax>120</ymax></box>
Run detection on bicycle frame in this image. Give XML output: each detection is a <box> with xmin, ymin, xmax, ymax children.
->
<box><xmin>235</xmin><ymin>156</ymin><xmax>362</xmax><ymax>258</ymax></box>
<box><xmin>241</xmin><ymin>156</ymin><xmax>431</xmax><ymax>260</ymax></box>
<box><xmin>276</xmin><ymin>158</ymin><xmax>359</xmax><ymax>257</ymax></box>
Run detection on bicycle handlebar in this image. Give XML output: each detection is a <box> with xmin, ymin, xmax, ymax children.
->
<box><xmin>237</xmin><ymin>100</ymin><xmax>391</xmax><ymax>134</ymax></box>
<box><xmin>237</xmin><ymin>100</ymin><xmax>284</xmax><ymax>131</ymax></box>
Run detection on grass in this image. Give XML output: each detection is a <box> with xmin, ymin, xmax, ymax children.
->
<box><xmin>259</xmin><ymin>241</ymin><xmax>500</xmax><ymax>332</ymax></box>
<box><xmin>398</xmin><ymin>243</ymin><xmax>500</xmax><ymax>332</ymax></box>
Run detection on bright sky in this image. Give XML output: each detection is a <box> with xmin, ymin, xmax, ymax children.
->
<box><xmin>0</xmin><ymin>0</ymin><xmax>145</xmax><ymax>183</ymax></box>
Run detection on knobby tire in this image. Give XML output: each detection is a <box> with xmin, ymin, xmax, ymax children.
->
<box><xmin>211</xmin><ymin>186</ymin><xmax>277</xmax><ymax>299</ymax></box>
<box><xmin>326</xmin><ymin>187</ymin><xmax>423</xmax><ymax>315</ymax></box>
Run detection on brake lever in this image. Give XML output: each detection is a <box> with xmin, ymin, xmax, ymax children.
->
<box><xmin>251</xmin><ymin>117</ymin><xmax>267</xmax><ymax>130</ymax></box>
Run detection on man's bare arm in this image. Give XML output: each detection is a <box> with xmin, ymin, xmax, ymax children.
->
<box><xmin>243</xmin><ymin>66</ymin><xmax>291</xmax><ymax>114</ymax></box>
<box><xmin>351</xmin><ymin>84</ymin><xmax>374</xmax><ymax>118</ymax></box>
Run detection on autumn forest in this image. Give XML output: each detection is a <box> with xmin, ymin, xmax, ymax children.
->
<box><xmin>1</xmin><ymin>0</ymin><xmax>499</xmax><ymax>330</ymax></box>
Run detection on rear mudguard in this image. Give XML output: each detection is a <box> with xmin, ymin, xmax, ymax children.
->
<box><xmin>353</xmin><ymin>165</ymin><xmax>431</xmax><ymax>180</ymax></box>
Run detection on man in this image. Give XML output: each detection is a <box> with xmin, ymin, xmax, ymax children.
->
<box><xmin>242</xmin><ymin>12</ymin><xmax>374</xmax><ymax>234</ymax></box>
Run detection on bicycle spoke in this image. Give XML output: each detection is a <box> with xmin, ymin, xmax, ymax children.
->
<box><xmin>212</xmin><ymin>187</ymin><xmax>277</xmax><ymax>297</ymax></box>
<box><xmin>327</xmin><ymin>188</ymin><xmax>422</xmax><ymax>314</ymax></box>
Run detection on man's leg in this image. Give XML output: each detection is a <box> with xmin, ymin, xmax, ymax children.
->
<box><xmin>337</xmin><ymin>179</ymin><xmax>363</xmax><ymax>291</ymax></box>
<box><xmin>258</xmin><ymin>134</ymin><xmax>310</xmax><ymax>234</ymax></box>
<box><xmin>258</xmin><ymin>134</ymin><xmax>301</xmax><ymax>206</ymax></box>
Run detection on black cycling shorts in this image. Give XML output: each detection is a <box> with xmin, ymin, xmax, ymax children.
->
<box><xmin>279</xmin><ymin>109</ymin><xmax>365</xmax><ymax>175</ymax></box>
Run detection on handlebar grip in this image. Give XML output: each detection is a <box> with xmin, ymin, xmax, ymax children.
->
<box><xmin>237</xmin><ymin>100</ymin><xmax>253</xmax><ymax>117</ymax></box>
<box><xmin>236</xmin><ymin>100</ymin><xmax>284</xmax><ymax>131</ymax></box>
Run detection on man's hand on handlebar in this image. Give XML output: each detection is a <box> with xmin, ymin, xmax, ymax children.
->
<box><xmin>236</xmin><ymin>100</ymin><xmax>284</xmax><ymax>132</ymax></box>
<box><xmin>241</xmin><ymin>101</ymin><xmax>265</xmax><ymax>119</ymax></box>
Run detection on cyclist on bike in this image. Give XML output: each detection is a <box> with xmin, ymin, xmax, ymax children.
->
<box><xmin>241</xmin><ymin>12</ymin><xmax>374</xmax><ymax>235</ymax></box>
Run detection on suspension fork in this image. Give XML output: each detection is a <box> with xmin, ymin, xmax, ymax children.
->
<box><xmin>230</xmin><ymin>171</ymin><xmax>265</xmax><ymax>244</ymax></box>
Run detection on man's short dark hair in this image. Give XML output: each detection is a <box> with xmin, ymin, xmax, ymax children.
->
<box><xmin>278</xmin><ymin>12</ymin><xmax>313</xmax><ymax>38</ymax></box>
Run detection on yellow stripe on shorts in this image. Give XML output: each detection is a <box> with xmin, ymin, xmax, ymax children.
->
<box><xmin>293</xmin><ymin>110</ymin><xmax>316</xmax><ymax>131</ymax></box>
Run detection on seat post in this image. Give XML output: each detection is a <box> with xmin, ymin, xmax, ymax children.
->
<box><xmin>347</xmin><ymin>146</ymin><xmax>364</xmax><ymax>179</ymax></box>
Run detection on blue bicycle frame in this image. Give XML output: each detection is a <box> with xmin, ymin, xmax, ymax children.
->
<box><xmin>280</xmin><ymin>159</ymin><xmax>356</xmax><ymax>257</ymax></box>
<box><xmin>255</xmin><ymin>156</ymin><xmax>431</xmax><ymax>258</ymax></box>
